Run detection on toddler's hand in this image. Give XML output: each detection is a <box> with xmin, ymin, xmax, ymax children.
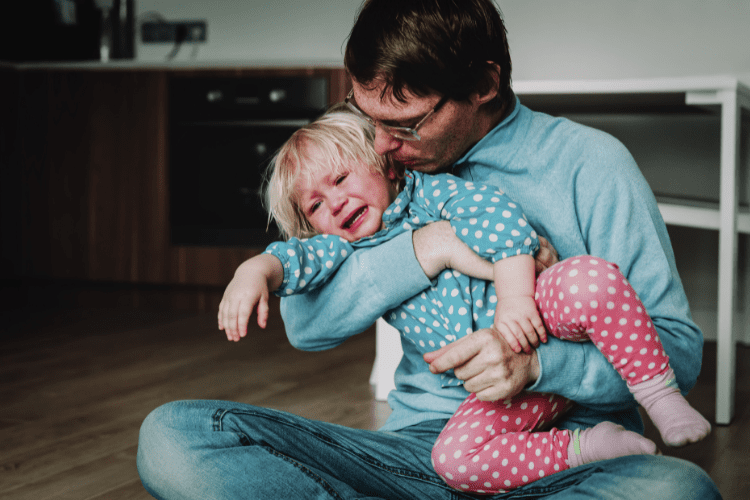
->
<box><xmin>493</xmin><ymin>295</ymin><xmax>547</xmax><ymax>353</ymax></box>
<box><xmin>218</xmin><ymin>265</ymin><xmax>271</xmax><ymax>342</ymax></box>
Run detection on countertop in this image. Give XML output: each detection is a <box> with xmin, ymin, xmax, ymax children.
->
<box><xmin>1</xmin><ymin>59</ymin><xmax>345</xmax><ymax>71</ymax></box>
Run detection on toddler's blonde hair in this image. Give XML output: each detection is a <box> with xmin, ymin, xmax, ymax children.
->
<box><xmin>263</xmin><ymin>103</ymin><xmax>395</xmax><ymax>240</ymax></box>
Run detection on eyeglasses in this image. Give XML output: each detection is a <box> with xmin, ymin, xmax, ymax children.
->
<box><xmin>344</xmin><ymin>89</ymin><xmax>448</xmax><ymax>142</ymax></box>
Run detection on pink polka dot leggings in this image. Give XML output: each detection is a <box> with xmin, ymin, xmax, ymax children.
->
<box><xmin>432</xmin><ymin>256</ymin><xmax>671</xmax><ymax>494</ymax></box>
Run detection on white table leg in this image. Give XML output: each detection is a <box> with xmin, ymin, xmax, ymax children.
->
<box><xmin>370</xmin><ymin>318</ymin><xmax>403</xmax><ymax>401</ymax></box>
<box><xmin>715</xmin><ymin>89</ymin><xmax>740</xmax><ymax>425</ymax></box>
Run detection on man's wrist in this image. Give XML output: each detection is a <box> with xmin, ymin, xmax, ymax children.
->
<box><xmin>528</xmin><ymin>349</ymin><xmax>540</xmax><ymax>385</ymax></box>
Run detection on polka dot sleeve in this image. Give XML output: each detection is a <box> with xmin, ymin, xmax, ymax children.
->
<box><xmin>264</xmin><ymin>235</ymin><xmax>354</xmax><ymax>297</ymax></box>
<box><xmin>413</xmin><ymin>172</ymin><xmax>539</xmax><ymax>262</ymax></box>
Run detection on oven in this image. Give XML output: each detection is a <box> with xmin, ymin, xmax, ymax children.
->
<box><xmin>168</xmin><ymin>75</ymin><xmax>328</xmax><ymax>246</ymax></box>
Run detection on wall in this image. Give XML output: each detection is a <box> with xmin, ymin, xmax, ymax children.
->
<box><xmin>134</xmin><ymin>0</ymin><xmax>750</xmax><ymax>82</ymax></box>
<box><xmin>135</xmin><ymin>0</ymin><xmax>360</xmax><ymax>64</ymax></box>
<box><xmin>134</xmin><ymin>0</ymin><xmax>750</xmax><ymax>344</ymax></box>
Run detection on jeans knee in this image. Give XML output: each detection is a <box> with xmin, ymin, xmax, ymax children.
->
<box><xmin>136</xmin><ymin>401</ymin><xmax>198</xmax><ymax>496</ymax></box>
<box><xmin>644</xmin><ymin>457</ymin><xmax>720</xmax><ymax>499</ymax></box>
<box><xmin>136</xmin><ymin>404</ymin><xmax>170</xmax><ymax>484</ymax></box>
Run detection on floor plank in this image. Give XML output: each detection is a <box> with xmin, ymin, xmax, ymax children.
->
<box><xmin>0</xmin><ymin>295</ymin><xmax>747</xmax><ymax>499</ymax></box>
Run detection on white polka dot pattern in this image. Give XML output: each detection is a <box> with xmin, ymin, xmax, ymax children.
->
<box><xmin>432</xmin><ymin>392</ymin><xmax>573</xmax><ymax>493</ymax></box>
<box><xmin>265</xmin><ymin>171</ymin><xmax>539</xmax><ymax>388</ymax></box>
<box><xmin>432</xmin><ymin>256</ymin><xmax>673</xmax><ymax>494</ymax></box>
<box><xmin>535</xmin><ymin>257</ymin><xmax>670</xmax><ymax>384</ymax></box>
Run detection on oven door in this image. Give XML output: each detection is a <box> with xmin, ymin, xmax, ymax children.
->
<box><xmin>169</xmin><ymin>119</ymin><xmax>308</xmax><ymax>246</ymax></box>
<box><xmin>168</xmin><ymin>75</ymin><xmax>327</xmax><ymax>247</ymax></box>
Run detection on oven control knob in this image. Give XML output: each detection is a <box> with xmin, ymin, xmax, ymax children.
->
<box><xmin>269</xmin><ymin>89</ymin><xmax>287</xmax><ymax>103</ymax></box>
<box><xmin>206</xmin><ymin>90</ymin><xmax>223</xmax><ymax>103</ymax></box>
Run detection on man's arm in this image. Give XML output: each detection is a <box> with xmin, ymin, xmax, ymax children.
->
<box><xmin>280</xmin><ymin>230</ymin><xmax>431</xmax><ymax>351</ymax></box>
<box><xmin>279</xmin><ymin>219</ymin><xmax>489</xmax><ymax>352</ymax></box>
<box><xmin>530</xmin><ymin>134</ymin><xmax>703</xmax><ymax>408</ymax></box>
<box><xmin>426</xmin><ymin>136</ymin><xmax>701</xmax><ymax>409</ymax></box>
<box><xmin>281</xmin><ymin>220</ymin><xmax>555</xmax><ymax>352</ymax></box>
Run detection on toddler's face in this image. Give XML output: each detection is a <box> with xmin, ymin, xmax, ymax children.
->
<box><xmin>295</xmin><ymin>161</ymin><xmax>399</xmax><ymax>242</ymax></box>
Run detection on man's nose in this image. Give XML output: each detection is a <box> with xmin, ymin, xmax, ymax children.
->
<box><xmin>373</xmin><ymin>126</ymin><xmax>402</xmax><ymax>156</ymax></box>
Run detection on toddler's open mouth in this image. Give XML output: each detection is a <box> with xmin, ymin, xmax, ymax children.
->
<box><xmin>344</xmin><ymin>207</ymin><xmax>367</xmax><ymax>229</ymax></box>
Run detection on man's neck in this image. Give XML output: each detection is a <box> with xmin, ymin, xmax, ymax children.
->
<box><xmin>457</xmin><ymin>93</ymin><xmax>516</xmax><ymax>166</ymax></box>
<box><xmin>489</xmin><ymin>92</ymin><xmax>516</xmax><ymax>131</ymax></box>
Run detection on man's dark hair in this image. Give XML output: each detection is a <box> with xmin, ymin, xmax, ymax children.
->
<box><xmin>344</xmin><ymin>0</ymin><xmax>512</xmax><ymax>109</ymax></box>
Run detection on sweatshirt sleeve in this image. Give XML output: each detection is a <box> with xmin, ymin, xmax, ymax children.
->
<box><xmin>265</xmin><ymin>234</ymin><xmax>355</xmax><ymax>296</ymax></box>
<box><xmin>528</xmin><ymin>132</ymin><xmax>703</xmax><ymax>408</ymax></box>
<box><xmin>280</xmin><ymin>230</ymin><xmax>432</xmax><ymax>351</ymax></box>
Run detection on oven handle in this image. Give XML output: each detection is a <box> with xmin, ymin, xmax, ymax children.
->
<box><xmin>177</xmin><ymin>120</ymin><xmax>312</xmax><ymax>128</ymax></box>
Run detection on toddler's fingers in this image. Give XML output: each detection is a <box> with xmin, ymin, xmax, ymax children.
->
<box><xmin>498</xmin><ymin>324</ymin><xmax>526</xmax><ymax>352</ymax></box>
<box><xmin>236</xmin><ymin>300</ymin><xmax>253</xmax><ymax>339</ymax></box>
<box><xmin>496</xmin><ymin>324</ymin><xmax>522</xmax><ymax>353</ymax></box>
<box><xmin>519</xmin><ymin>321</ymin><xmax>541</xmax><ymax>349</ymax></box>
<box><xmin>534</xmin><ymin>319</ymin><xmax>548</xmax><ymax>343</ymax></box>
<box><xmin>256</xmin><ymin>295</ymin><xmax>270</xmax><ymax>329</ymax></box>
<box><xmin>510</xmin><ymin>321</ymin><xmax>534</xmax><ymax>353</ymax></box>
<box><xmin>516</xmin><ymin>329</ymin><xmax>532</xmax><ymax>353</ymax></box>
<box><xmin>217</xmin><ymin>302</ymin><xmax>225</xmax><ymax>331</ymax></box>
<box><xmin>225</xmin><ymin>302</ymin><xmax>240</xmax><ymax>341</ymax></box>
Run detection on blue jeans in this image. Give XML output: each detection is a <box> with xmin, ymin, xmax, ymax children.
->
<box><xmin>137</xmin><ymin>400</ymin><xmax>721</xmax><ymax>499</ymax></box>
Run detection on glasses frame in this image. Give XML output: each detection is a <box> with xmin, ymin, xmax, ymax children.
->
<box><xmin>344</xmin><ymin>89</ymin><xmax>448</xmax><ymax>142</ymax></box>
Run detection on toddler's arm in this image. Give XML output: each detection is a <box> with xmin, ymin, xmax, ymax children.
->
<box><xmin>218</xmin><ymin>254</ymin><xmax>283</xmax><ymax>342</ymax></box>
<box><xmin>493</xmin><ymin>254</ymin><xmax>546</xmax><ymax>353</ymax></box>
<box><xmin>412</xmin><ymin>220</ymin><xmax>494</xmax><ymax>281</ymax></box>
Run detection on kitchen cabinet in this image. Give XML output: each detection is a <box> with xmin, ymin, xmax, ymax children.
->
<box><xmin>3</xmin><ymin>65</ymin><xmax>349</xmax><ymax>287</ymax></box>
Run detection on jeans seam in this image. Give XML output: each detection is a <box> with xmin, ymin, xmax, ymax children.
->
<box><xmin>265</xmin><ymin>445</ymin><xmax>346</xmax><ymax>500</ymax></box>
<box><xmin>213</xmin><ymin>407</ymin><xmax>345</xmax><ymax>499</ymax></box>
<box><xmin>214</xmin><ymin>407</ymin><xmax>467</xmax><ymax>497</ymax></box>
<box><xmin>212</xmin><ymin>407</ymin><xmax>590</xmax><ymax>499</ymax></box>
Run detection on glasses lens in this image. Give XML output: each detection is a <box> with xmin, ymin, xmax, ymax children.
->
<box><xmin>382</xmin><ymin>125</ymin><xmax>419</xmax><ymax>141</ymax></box>
<box><xmin>346</xmin><ymin>90</ymin><xmax>422</xmax><ymax>141</ymax></box>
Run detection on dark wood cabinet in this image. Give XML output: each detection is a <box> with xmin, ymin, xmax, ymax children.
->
<box><xmin>3</xmin><ymin>66</ymin><xmax>349</xmax><ymax>287</ymax></box>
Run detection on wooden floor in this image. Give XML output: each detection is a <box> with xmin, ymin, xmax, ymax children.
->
<box><xmin>1</xmin><ymin>291</ymin><xmax>748</xmax><ymax>499</ymax></box>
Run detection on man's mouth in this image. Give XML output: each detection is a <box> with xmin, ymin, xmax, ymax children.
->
<box><xmin>393</xmin><ymin>156</ymin><xmax>422</xmax><ymax>168</ymax></box>
<box><xmin>343</xmin><ymin>207</ymin><xmax>367</xmax><ymax>229</ymax></box>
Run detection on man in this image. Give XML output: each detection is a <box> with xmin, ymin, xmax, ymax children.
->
<box><xmin>137</xmin><ymin>1</ymin><xmax>719</xmax><ymax>498</ymax></box>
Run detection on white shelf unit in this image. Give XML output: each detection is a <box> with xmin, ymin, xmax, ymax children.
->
<box><xmin>371</xmin><ymin>76</ymin><xmax>750</xmax><ymax>426</ymax></box>
<box><xmin>514</xmin><ymin>76</ymin><xmax>750</xmax><ymax>425</ymax></box>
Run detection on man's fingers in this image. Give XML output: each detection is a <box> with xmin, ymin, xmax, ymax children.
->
<box><xmin>426</xmin><ymin>335</ymin><xmax>482</xmax><ymax>374</ymax></box>
<box><xmin>423</xmin><ymin>343</ymin><xmax>451</xmax><ymax>364</ymax></box>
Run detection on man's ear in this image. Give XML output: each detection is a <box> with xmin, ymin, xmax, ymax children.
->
<box><xmin>470</xmin><ymin>61</ymin><xmax>502</xmax><ymax>106</ymax></box>
<box><xmin>387</xmin><ymin>162</ymin><xmax>405</xmax><ymax>181</ymax></box>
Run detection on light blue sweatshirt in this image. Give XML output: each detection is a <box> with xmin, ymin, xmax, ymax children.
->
<box><xmin>279</xmin><ymin>97</ymin><xmax>704</xmax><ymax>434</ymax></box>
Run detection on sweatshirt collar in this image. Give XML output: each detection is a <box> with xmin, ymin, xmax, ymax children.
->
<box><xmin>454</xmin><ymin>94</ymin><xmax>522</xmax><ymax>168</ymax></box>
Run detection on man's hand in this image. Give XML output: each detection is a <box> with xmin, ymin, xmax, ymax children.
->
<box><xmin>535</xmin><ymin>235</ymin><xmax>559</xmax><ymax>274</ymax></box>
<box><xmin>423</xmin><ymin>328</ymin><xmax>540</xmax><ymax>401</ymax></box>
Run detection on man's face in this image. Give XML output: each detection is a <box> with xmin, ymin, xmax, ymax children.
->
<box><xmin>351</xmin><ymin>80</ymin><xmax>485</xmax><ymax>174</ymax></box>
